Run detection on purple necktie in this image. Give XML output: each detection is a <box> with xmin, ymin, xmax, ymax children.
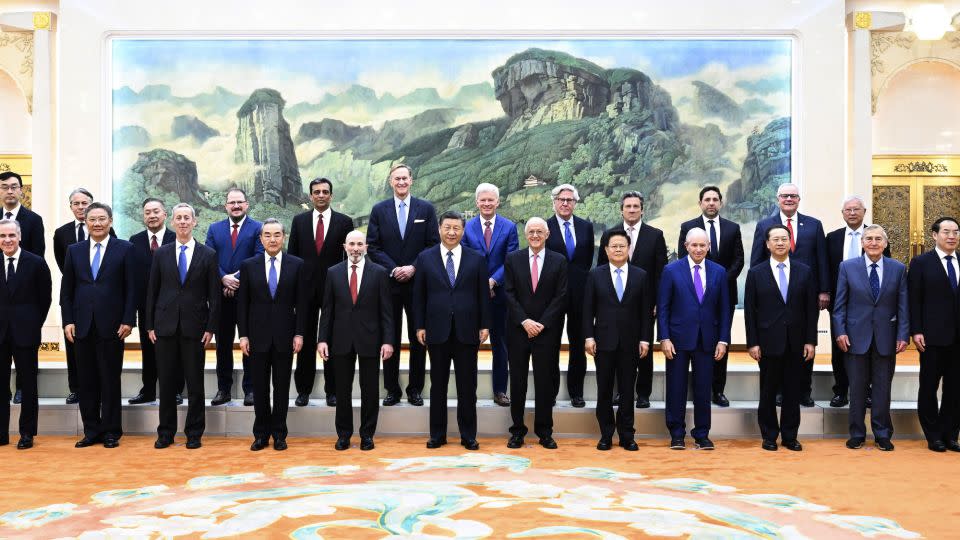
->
<box><xmin>693</xmin><ymin>264</ymin><xmax>704</xmax><ymax>303</ymax></box>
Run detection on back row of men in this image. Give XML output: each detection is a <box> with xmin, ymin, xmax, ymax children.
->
<box><xmin>0</xmin><ymin>166</ymin><xmax>957</xmax><ymax>454</ymax></box>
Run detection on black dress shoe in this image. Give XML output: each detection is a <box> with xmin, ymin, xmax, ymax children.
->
<box><xmin>16</xmin><ymin>436</ymin><xmax>33</xmax><ymax>450</ymax></box>
<box><xmin>829</xmin><ymin>394</ymin><xmax>849</xmax><ymax>407</ymax></box>
<box><xmin>335</xmin><ymin>437</ymin><xmax>350</xmax><ymax>451</ymax></box>
<box><xmin>12</xmin><ymin>389</ymin><xmax>21</xmax><ymax>404</ymax></box>
<box><xmin>295</xmin><ymin>393</ymin><xmax>310</xmax><ymax>407</ymax></box>
<box><xmin>0</xmin><ymin>436</ymin><xmax>8</xmax><ymax>446</ymax></box>
<box><xmin>426</xmin><ymin>438</ymin><xmax>447</xmax><ymax>449</ymax></box>
<box><xmin>211</xmin><ymin>391</ymin><xmax>231</xmax><ymax>406</ymax></box>
<box><xmin>186</xmin><ymin>438</ymin><xmax>202</xmax><ymax>449</ymax></box>
<box><xmin>782</xmin><ymin>440</ymin><xmax>803</xmax><ymax>451</ymax></box>
<box><xmin>273</xmin><ymin>439</ymin><xmax>287</xmax><ymax>451</ymax></box>
<box><xmin>128</xmin><ymin>392</ymin><xmax>156</xmax><ymax>405</ymax></box>
<box><xmin>243</xmin><ymin>393</ymin><xmax>255</xmax><ymax>406</ymax></box>
<box><xmin>251</xmin><ymin>438</ymin><xmax>269</xmax><ymax>451</ymax></box>
<box><xmin>383</xmin><ymin>393</ymin><xmax>401</xmax><ymax>406</ymax></box>
<box><xmin>175</xmin><ymin>393</ymin><xmax>184</xmax><ymax>405</ymax></box>
<box><xmin>408</xmin><ymin>391</ymin><xmax>424</xmax><ymax>406</ymax></box>
<box><xmin>75</xmin><ymin>437</ymin><xmax>100</xmax><ymax>448</ymax></box>
<box><xmin>845</xmin><ymin>437</ymin><xmax>864</xmax><ymax>449</ymax></box>
<box><xmin>775</xmin><ymin>394</ymin><xmax>783</xmax><ymax>407</ymax></box>
<box><xmin>571</xmin><ymin>396</ymin><xmax>586</xmax><ymax>408</ymax></box>
<box><xmin>507</xmin><ymin>435</ymin><xmax>524</xmax><ymax>449</ymax></box>
<box><xmin>761</xmin><ymin>440</ymin><xmax>778</xmax><ymax>451</ymax></box>
<box><xmin>103</xmin><ymin>438</ymin><xmax>120</xmax><ymax>448</ymax></box>
<box><xmin>596</xmin><ymin>438</ymin><xmax>613</xmax><ymax>451</ymax></box>
<box><xmin>65</xmin><ymin>392</ymin><xmax>79</xmax><ymax>404</ymax></box>
<box><xmin>865</xmin><ymin>395</ymin><xmax>873</xmax><ymax>408</ymax></box>
<box><xmin>326</xmin><ymin>394</ymin><xmax>337</xmax><ymax>406</ymax></box>
<box><xmin>945</xmin><ymin>440</ymin><xmax>960</xmax><ymax>452</ymax></box>
<box><xmin>539</xmin><ymin>437</ymin><xmax>558</xmax><ymax>449</ymax></box>
<box><xmin>360</xmin><ymin>437</ymin><xmax>375</xmax><ymax>451</ymax></box>
<box><xmin>620</xmin><ymin>439</ymin><xmax>639</xmax><ymax>451</ymax></box>
<box><xmin>670</xmin><ymin>438</ymin><xmax>685</xmax><ymax>450</ymax></box>
<box><xmin>928</xmin><ymin>440</ymin><xmax>947</xmax><ymax>452</ymax></box>
<box><xmin>494</xmin><ymin>392</ymin><xmax>511</xmax><ymax>406</ymax></box>
<box><xmin>636</xmin><ymin>397</ymin><xmax>651</xmax><ymax>409</ymax></box>
<box><xmin>876</xmin><ymin>438</ymin><xmax>895</xmax><ymax>451</ymax></box>
<box><xmin>712</xmin><ymin>393</ymin><xmax>730</xmax><ymax>407</ymax></box>
<box><xmin>461</xmin><ymin>439</ymin><xmax>480</xmax><ymax>451</ymax></box>
<box><xmin>695</xmin><ymin>437</ymin><xmax>715</xmax><ymax>450</ymax></box>
<box><xmin>799</xmin><ymin>395</ymin><xmax>815</xmax><ymax>407</ymax></box>
<box><xmin>154</xmin><ymin>438</ymin><xmax>173</xmax><ymax>449</ymax></box>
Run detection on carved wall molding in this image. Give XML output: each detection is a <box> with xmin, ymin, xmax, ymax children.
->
<box><xmin>871</xmin><ymin>31</ymin><xmax>960</xmax><ymax>114</ymax></box>
<box><xmin>0</xmin><ymin>30</ymin><xmax>33</xmax><ymax>113</ymax></box>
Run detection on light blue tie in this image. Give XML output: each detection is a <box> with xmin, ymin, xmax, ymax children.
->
<box><xmin>847</xmin><ymin>231</ymin><xmax>860</xmax><ymax>260</ymax></box>
<box><xmin>91</xmin><ymin>242</ymin><xmax>102</xmax><ymax>280</ymax></box>
<box><xmin>178</xmin><ymin>245</ymin><xmax>188</xmax><ymax>284</ymax></box>
<box><xmin>446</xmin><ymin>251</ymin><xmax>456</xmax><ymax>286</ymax></box>
<box><xmin>777</xmin><ymin>262</ymin><xmax>788</xmax><ymax>302</ymax></box>
<box><xmin>398</xmin><ymin>201</ymin><xmax>407</xmax><ymax>240</ymax></box>
<box><xmin>268</xmin><ymin>256</ymin><xmax>278</xmax><ymax>298</ymax></box>
<box><xmin>614</xmin><ymin>268</ymin><xmax>624</xmax><ymax>301</ymax></box>
<box><xmin>563</xmin><ymin>221</ymin><xmax>575</xmax><ymax>261</ymax></box>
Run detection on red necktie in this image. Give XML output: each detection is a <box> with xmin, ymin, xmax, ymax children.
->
<box><xmin>531</xmin><ymin>253</ymin><xmax>539</xmax><ymax>292</ymax></box>
<box><xmin>350</xmin><ymin>264</ymin><xmax>358</xmax><ymax>304</ymax></box>
<box><xmin>484</xmin><ymin>220</ymin><xmax>493</xmax><ymax>251</ymax></box>
<box><xmin>231</xmin><ymin>223</ymin><xmax>239</xmax><ymax>249</ymax></box>
<box><xmin>315</xmin><ymin>214</ymin><xmax>325</xmax><ymax>255</ymax></box>
<box><xmin>150</xmin><ymin>234</ymin><xmax>159</xmax><ymax>252</ymax></box>
<box><xmin>786</xmin><ymin>218</ymin><xmax>796</xmax><ymax>252</ymax></box>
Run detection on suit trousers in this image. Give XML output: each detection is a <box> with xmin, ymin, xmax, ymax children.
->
<box><xmin>595</xmin><ymin>345</ymin><xmax>639</xmax><ymax>442</ymax></box>
<box><xmin>384</xmin><ymin>288</ymin><xmax>426</xmax><ymax>396</ymax></box>
<box><xmin>156</xmin><ymin>332</ymin><xmax>205</xmax><ymax>440</ymax></box>
<box><xmin>489</xmin><ymin>301</ymin><xmax>509</xmax><ymax>395</ymax></box>
<box><xmin>428</xmin><ymin>330</ymin><xmax>479</xmax><ymax>441</ymax></box>
<box><xmin>712</xmin><ymin>304</ymin><xmax>736</xmax><ymax>395</ymax></box>
<box><xmin>333</xmin><ymin>350</ymin><xmax>380</xmax><ymax>439</ymax></box>
<box><xmin>137</xmin><ymin>307</ymin><xmax>184</xmax><ymax>398</ymax></box>
<box><xmin>560</xmin><ymin>307</ymin><xmax>586</xmax><ymax>398</ymax></box>
<box><xmin>64</xmin><ymin>334</ymin><xmax>79</xmax><ymax>393</ymax></box>
<box><xmin>508</xmin><ymin>336</ymin><xmax>559</xmax><ymax>440</ymax></box>
<box><xmin>665</xmin><ymin>348</ymin><xmax>714</xmax><ymax>440</ymax></box>
<box><xmin>758</xmin><ymin>340</ymin><xmax>804</xmax><ymax>443</ymax></box>
<box><xmin>75</xmin><ymin>323</ymin><xmax>124</xmax><ymax>440</ymax></box>
<box><xmin>917</xmin><ymin>344</ymin><xmax>959</xmax><ymax>444</ymax></box>
<box><xmin>0</xmin><ymin>338</ymin><xmax>38</xmax><ymax>436</ymax></box>
<box><xmin>293</xmin><ymin>299</ymin><xmax>335</xmax><ymax>397</ymax></box>
<box><xmin>846</xmin><ymin>342</ymin><xmax>895</xmax><ymax>440</ymax></box>
<box><xmin>215</xmin><ymin>294</ymin><xmax>252</xmax><ymax>394</ymax></box>
<box><xmin>829</xmin><ymin>323</ymin><xmax>849</xmax><ymax>397</ymax></box>
<box><xmin>251</xmin><ymin>346</ymin><xmax>292</xmax><ymax>441</ymax></box>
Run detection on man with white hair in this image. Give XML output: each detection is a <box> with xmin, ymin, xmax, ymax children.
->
<box><xmin>462</xmin><ymin>183</ymin><xmax>519</xmax><ymax>406</ymax></box>
<box><xmin>545</xmin><ymin>183</ymin><xmax>595</xmax><ymax>407</ymax></box>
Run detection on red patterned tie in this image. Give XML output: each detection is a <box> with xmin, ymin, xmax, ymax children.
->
<box><xmin>484</xmin><ymin>221</ymin><xmax>493</xmax><ymax>251</ymax></box>
<box><xmin>786</xmin><ymin>218</ymin><xmax>796</xmax><ymax>252</ymax></box>
<box><xmin>150</xmin><ymin>234</ymin><xmax>159</xmax><ymax>252</ymax></box>
<box><xmin>315</xmin><ymin>214</ymin><xmax>325</xmax><ymax>255</ymax></box>
<box><xmin>531</xmin><ymin>253</ymin><xmax>539</xmax><ymax>293</ymax></box>
<box><xmin>350</xmin><ymin>264</ymin><xmax>358</xmax><ymax>304</ymax></box>
<box><xmin>231</xmin><ymin>224</ymin><xmax>239</xmax><ymax>249</ymax></box>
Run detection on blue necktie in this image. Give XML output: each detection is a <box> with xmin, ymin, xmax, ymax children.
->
<box><xmin>869</xmin><ymin>262</ymin><xmax>880</xmax><ymax>302</ymax></box>
<box><xmin>91</xmin><ymin>242</ymin><xmax>102</xmax><ymax>280</ymax></box>
<box><xmin>563</xmin><ymin>221</ymin><xmax>575</xmax><ymax>261</ymax></box>
<box><xmin>268</xmin><ymin>256</ymin><xmax>278</xmax><ymax>298</ymax></box>
<box><xmin>178</xmin><ymin>245</ymin><xmax>188</xmax><ymax>285</ymax></box>
<box><xmin>947</xmin><ymin>255</ymin><xmax>958</xmax><ymax>292</ymax></box>
<box><xmin>777</xmin><ymin>262</ymin><xmax>788</xmax><ymax>302</ymax></box>
<box><xmin>398</xmin><ymin>201</ymin><xmax>407</xmax><ymax>240</ymax></box>
<box><xmin>614</xmin><ymin>268</ymin><xmax>624</xmax><ymax>301</ymax></box>
<box><xmin>708</xmin><ymin>219</ymin><xmax>718</xmax><ymax>259</ymax></box>
<box><xmin>446</xmin><ymin>251</ymin><xmax>456</xmax><ymax>286</ymax></box>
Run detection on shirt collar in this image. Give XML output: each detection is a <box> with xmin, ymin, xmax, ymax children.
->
<box><xmin>688</xmin><ymin>256</ymin><xmax>706</xmax><ymax>270</ymax></box>
<box><xmin>313</xmin><ymin>207</ymin><xmax>331</xmax><ymax>220</ymax></box>
<box><xmin>935</xmin><ymin>247</ymin><xmax>956</xmax><ymax>260</ymax></box>
<box><xmin>265</xmin><ymin>251</ymin><xmax>283</xmax><ymax>263</ymax></box>
<box><xmin>445</xmin><ymin>244</ymin><xmax>462</xmax><ymax>257</ymax></box>
<box><xmin>74</xmin><ymin>219</ymin><xmax>85</xmax><ymax>228</ymax></box>
<box><xmin>556</xmin><ymin>214</ymin><xmax>574</xmax><ymax>227</ymax></box>
<box><xmin>480</xmin><ymin>214</ymin><xmax>497</xmax><ymax>228</ymax></box>
<box><xmin>177</xmin><ymin>238</ymin><xmax>196</xmax><ymax>250</ymax></box>
<box><xmin>230</xmin><ymin>216</ymin><xmax>247</xmax><ymax>230</ymax></box>
<box><xmin>779</xmin><ymin>211</ymin><xmax>797</xmax><ymax>222</ymax></box>
<box><xmin>846</xmin><ymin>224</ymin><xmax>865</xmax><ymax>235</ymax></box>
<box><xmin>348</xmin><ymin>256</ymin><xmax>365</xmax><ymax>270</ymax></box>
<box><xmin>4</xmin><ymin>203</ymin><xmax>21</xmax><ymax>218</ymax></box>
<box><xmin>394</xmin><ymin>195</ymin><xmax>410</xmax><ymax>207</ymax></box>
<box><xmin>610</xmin><ymin>262</ymin><xmax>629</xmax><ymax>272</ymax></box>
<box><xmin>91</xmin><ymin>235</ymin><xmax>109</xmax><ymax>248</ymax></box>
<box><xmin>864</xmin><ymin>253</ymin><xmax>883</xmax><ymax>268</ymax></box>
<box><xmin>770</xmin><ymin>256</ymin><xmax>790</xmax><ymax>269</ymax></box>
<box><xmin>4</xmin><ymin>248</ymin><xmax>21</xmax><ymax>261</ymax></box>
<box><xmin>529</xmin><ymin>247</ymin><xmax>544</xmax><ymax>259</ymax></box>
<box><xmin>623</xmin><ymin>220</ymin><xmax>641</xmax><ymax>231</ymax></box>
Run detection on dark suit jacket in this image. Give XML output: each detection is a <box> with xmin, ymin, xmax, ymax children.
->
<box><xmin>0</xmin><ymin>250</ymin><xmax>52</xmax><ymax>348</ymax></box>
<box><xmin>287</xmin><ymin>209</ymin><xmax>353</xmax><ymax>302</ymax></box>
<box><xmin>237</xmin><ymin>253</ymin><xmax>307</xmax><ymax>353</ymax></box>
<box><xmin>657</xmin><ymin>257</ymin><xmax>731</xmax><ymax>352</ymax></box>
<box><xmin>462</xmin><ymin>215</ymin><xmax>520</xmax><ymax>305</ymax></box>
<box><xmin>744</xmin><ymin>259</ymin><xmax>819</xmax><ymax>356</ymax></box>
<box><xmin>129</xmin><ymin>228</ymin><xmax>176</xmax><ymax>313</ymax></box>
<box><xmin>502</xmin><ymin>249</ymin><xmax>568</xmax><ymax>346</ymax></box>
<box><xmin>60</xmin><ymin>239</ymin><xmax>137</xmax><ymax>339</ymax></box>
<box><xmin>582</xmin><ymin>264</ymin><xmax>652</xmax><ymax>351</ymax></box>
<box><xmin>366</xmin><ymin>197</ymin><xmax>439</xmax><ymax>283</ymax></box>
<box><xmin>677</xmin><ymin>216</ymin><xmax>744</xmax><ymax>304</ymax></box>
<box><xmin>832</xmin><ymin>256</ymin><xmax>909</xmax><ymax>356</ymax></box>
<box><xmin>751</xmin><ymin>212</ymin><xmax>828</xmax><ymax>294</ymax></box>
<box><xmin>318</xmin><ymin>260</ymin><xmax>395</xmax><ymax>357</ymax></box>
<box><xmin>12</xmin><ymin>206</ymin><xmax>44</xmax><ymax>257</ymax></box>
<box><xmin>144</xmin><ymin>242</ymin><xmax>221</xmax><ymax>339</ymax></box>
<box><xmin>546</xmin><ymin>215</ymin><xmax>594</xmax><ymax>309</ymax></box>
<box><xmin>54</xmin><ymin>221</ymin><xmax>118</xmax><ymax>272</ymax></box>
<box><xmin>826</xmin><ymin>226</ymin><xmax>891</xmax><ymax>308</ymax></box>
<box><xmin>908</xmin><ymin>250</ymin><xmax>959</xmax><ymax>347</ymax></box>
<box><xmin>598</xmin><ymin>222</ymin><xmax>667</xmax><ymax>297</ymax></box>
<box><xmin>413</xmin><ymin>245</ymin><xmax>492</xmax><ymax>346</ymax></box>
<box><xmin>205</xmin><ymin>217</ymin><xmax>264</xmax><ymax>277</ymax></box>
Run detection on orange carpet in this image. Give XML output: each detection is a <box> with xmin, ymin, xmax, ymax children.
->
<box><xmin>0</xmin><ymin>436</ymin><xmax>952</xmax><ymax>538</ymax></box>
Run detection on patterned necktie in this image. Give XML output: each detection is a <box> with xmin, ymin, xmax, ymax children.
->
<box><xmin>563</xmin><ymin>221</ymin><xmax>575</xmax><ymax>261</ymax></box>
<box><xmin>484</xmin><ymin>220</ymin><xmax>493</xmax><ymax>251</ymax></box>
<box><xmin>398</xmin><ymin>201</ymin><xmax>407</xmax><ymax>240</ymax></box>
<box><xmin>947</xmin><ymin>255</ymin><xmax>958</xmax><ymax>292</ymax></box>
<box><xmin>530</xmin><ymin>253</ymin><xmax>539</xmax><ymax>293</ymax></box>
<box><xmin>627</xmin><ymin>226</ymin><xmax>636</xmax><ymax>259</ymax></box>
<box><xmin>786</xmin><ymin>219</ymin><xmax>796</xmax><ymax>252</ymax></box>
<box><xmin>4</xmin><ymin>212</ymin><xmax>11</xmax><ymax>220</ymax></box>
<box><xmin>869</xmin><ymin>263</ymin><xmax>880</xmax><ymax>302</ymax></box>
<box><xmin>350</xmin><ymin>264</ymin><xmax>358</xmax><ymax>304</ymax></box>
<box><xmin>91</xmin><ymin>242</ymin><xmax>102</xmax><ymax>280</ymax></box>
<box><xmin>77</xmin><ymin>223</ymin><xmax>85</xmax><ymax>243</ymax></box>
<box><xmin>6</xmin><ymin>257</ymin><xmax>13</xmax><ymax>282</ymax></box>
<box><xmin>150</xmin><ymin>234</ymin><xmax>158</xmax><ymax>252</ymax></box>
<box><xmin>446</xmin><ymin>251</ymin><xmax>456</xmax><ymax>287</ymax></box>
<box><xmin>777</xmin><ymin>262</ymin><xmax>788</xmax><ymax>302</ymax></box>
<box><xmin>708</xmin><ymin>220</ymin><xmax>718</xmax><ymax>259</ymax></box>
<box><xmin>178</xmin><ymin>245</ymin><xmax>188</xmax><ymax>285</ymax></box>
<box><xmin>268</xmin><ymin>257</ymin><xmax>278</xmax><ymax>298</ymax></box>
<box><xmin>847</xmin><ymin>231</ymin><xmax>860</xmax><ymax>260</ymax></box>
<box><xmin>614</xmin><ymin>268</ymin><xmax>624</xmax><ymax>301</ymax></box>
<box><xmin>315</xmin><ymin>213</ymin><xmax>325</xmax><ymax>255</ymax></box>
<box><xmin>231</xmin><ymin>223</ymin><xmax>239</xmax><ymax>249</ymax></box>
<box><xmin>693</xmin><ymin>264</ymin><xmax>704</xmax><ymax>303</ymax></box>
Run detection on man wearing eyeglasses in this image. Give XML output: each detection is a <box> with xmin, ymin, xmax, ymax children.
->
<box><xmin>750</xmin><ymin>183</ymin><xmax>828</xmax><ymax>407</ymax></box>
<box><xmin>0</xmin><ymin>172</ymin><xmax>44</xmax><ymax>258</ymax></box>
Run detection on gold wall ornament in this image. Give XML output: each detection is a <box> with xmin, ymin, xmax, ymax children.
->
<box><xmin>33</xmin><ymin>12</ymin><xmax>51</xmax><ymax>30</ymax></box>
<box><xmin>0</xmin><ymin>163</ymin><xmax>10</xmax><ymax>172</ymax></box>
<box><xmin>39</xmin><ymin>342</ymin><xmax>60</xmax><ymax>352</ymax></box>
<box><xmin>855</xmin><ymin>11</ymin><xmax>872</xmax><ymax>30</ymax></box>
<box><xmin>893</xmin><ymin>161</ymin><xmax>949</xmax><ymax>173</ymax></box>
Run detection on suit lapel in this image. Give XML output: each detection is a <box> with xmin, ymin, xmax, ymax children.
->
<box><xmin>762</xmin><ymin>263</ymin><xmax>786</xmax><ymax>305</ymax></box>
<box><xmin>489</xmin><ymin>218</ymin><xmax>506</xmax><ymax>253</ymax></box>
<box><xmin>401</xmin><ymin>199</ymin><xmax>416</xmax><ymax>245</ymax></box>
<box><xmin>77</xmin><ymin>241</ymin><xmax>93</xmax><ymax>281</ymax></box>
<box><xmin>680</xmin><ymin>257</ymin><xmax>699</xmax><ymax>301</ymax></box>
<box><xmin>604</xmin><ymin>265</ymin><xmax>621</xmax><ymax>302</ymax></box>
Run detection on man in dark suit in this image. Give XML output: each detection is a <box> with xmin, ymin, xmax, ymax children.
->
<box><xmin>238</xmin><ymin>218</ymin><xmax>306</xmax><ymax>451</ymax></box>
<box><xmin>318</xmin><ymin>230</ymin><xmax>394</xmax><ymax>451</ymax></box>
<box><xmin>366</xmin><ymin>164</ymin><xmax>439</xmax><ymax>407</ymax></box>
<box><xmin>0</xmin><ymin>172</ymin><xmax>44</xmax><ymax>257</ymax></box>
<box><xmin>745</xmin><ymin>224</ymin><xmax>819</xmax><ymax>452</ymax></box>
<box><xmin>205</xmin><ymin>188</ymin><xmax>263</xmax><ymax>406</ymax></box>
<box><xmin>0</xmin><ymin>219</ymin><xmax>52</xmax><ymax>449</ymax></box>
<box><xmin>584</xmin><ymin>229</ymin><xmax>652</xmax><ymax>451</ymax></box>
<box><xmin>60</xmin><ymin>202</ymin><xmax>136</xmax><ymax>449</ymax></box>
<box><xmin>677</xmin><ymin>186</ymin><xmax>743</xmax><ymax>407</ymax></box>
<box><xmin>288</xmin><ymin>178</ymin><xmax>353</xmax><ymax>407</ymax></box>
<box><xmin>825</xmin><ymin>195</ymin><xmax>891</xmax><ymax>408</ymax></box>
<box><xmin>462</xmin><ymin>183</ymin><xmax>519</xmax><ymax>407</ymax></box>
<box><xmin>660</xmin><ymin>228</ymin><xmax>731</xmax><ymax>450</ymax></box>
<box><xmin>503</xmin><ymin>217</ymin><xmax>567</xmax><ymax>449</ymax></box>
<box><xmin>545</xmin><ymin>183</ymin><xmax>594</xmax><ymax>407</ymax></box>
<box><xmin>750</xmin><ymin>183</ymin><xmax>828</xmax><ymax>407</ymax></box>
<box><xmin>908</xmin><ymin>217</ymin><xmax>960</xmax><ymax>452</ymax></box>
<box><xmin>597</xmin><ymin>191</ymin><xmax>666</xmax><ymax>409</ymax></box>
<box><xmin>833</xmin><ymin>225</ymin><xmax>908</xmax><ymax>452</ymax></box>
<box><xmin>414</xmin><ymin>211</ymin><xmax>491</xmax><ymax>451</ymax></box>
<box><xmin>145</xmin><ymin>203</ymin><xmax>221</xmax><ymax>450</ymax></box>
<box><xmin>127</xmin><ymin>198</ymin><xmax>177</xmax><ymax>405</ymax></box>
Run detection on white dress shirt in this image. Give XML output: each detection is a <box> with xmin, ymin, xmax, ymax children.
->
<box><xmin>688</xmin><ymin>256</ymin><xmax>707</xmax><ymax>294</ymax></box>
<box><xmin>702</xmin><ymin>215</ymin><xmax>721</xmax><ymax>247</ymax></box>
<box><xmin>74</xmin><ymin>220</ymin><xmax>86</xmax><ymax>240</ymax></box>
<box><xmin>770</xmin><ymin>256</ymin><xmax>791</xmax><ymax>290</ymax></box>
<box><xmin>623</xmin><ymin>220</ymin><xmax>640</xmax><ymax>257</ymax></box>
<box><xmin>89</xmin><ymin>235</ymin><xmax>110</xmax><ymax>262</ymax></box>
<box><xmin>146</xmin><ymin>228</ymin><xmax>164</xmax><ymax>248</ymax></box>
<box><xmin>779</xmin><ymin>211</ymin><xmax>799</xmax><ymax>247</ymax></box>
<box><xmin>528</xmin><ymin>248</ymin><xmax>545</xmax><ymax>282</ymax></box>
<box><xmin>442</xmin><ymin>244</ymin><xmax>462</xmax><ymax>279</ymax></box>
<box><xmin>175</xmin><ymin>238</ymin><xmax>196</xmax><ymax>269</ymax></box>
<box><xmin>313</xmin><ymin>208</ymin><xmax>331</xmax><ymax>242</ymax></box>
<box><xmin>264</xmin><ymin>251</ymin><xmax>283</xmax><ymax>282</ymax></box>
<box><xmin>556</xmin><ymin>215</ymin><xmax>576</xmax><ymax>247</ymax></box>
<box><xmin>395</xmin><ymin>195</ymin><xmax>411</xmax><ymax>220</ymax></box>
<box><xmin>609</xmin><ymin>261</ymin><xmax>629</xmax><ymax>289</ymax></box>
<box><xmin>864</xmin><ymin>254</ymin><xmax>883</xmax><ymax>286</ymax></box>
<box><xmin>3</xmin><ymin>247</ymin><xmax>20</xmax><ymax>279</ymax></box>
<box><xmin>843</xmin><ymin>224</ymin><xmax>866</xmax><ymax>260</ymax></box>
<box><xmin>481</xmin><ymin>214</ymin><xmax>497</xmax><ymax>231</ymax></box>
<box><xmin>2</xmin><ymin>203</ymin><xmax>21</xmax><ymax>220</ymax></box>
<box><xmin>935</xmin><ymin>247</ymin><xmax>960</xmax><ymax>287</ymax></box>
<box><xmin>347</xmin><ymin>256</ymin><xmax>366</xmax><ymax>291</ymax></box>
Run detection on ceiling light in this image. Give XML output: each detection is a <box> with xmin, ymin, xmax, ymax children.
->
<box><xmin>906</xmin><ymin>4</ymin><xmax>953</xmax><ymax>41</ymax></box>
